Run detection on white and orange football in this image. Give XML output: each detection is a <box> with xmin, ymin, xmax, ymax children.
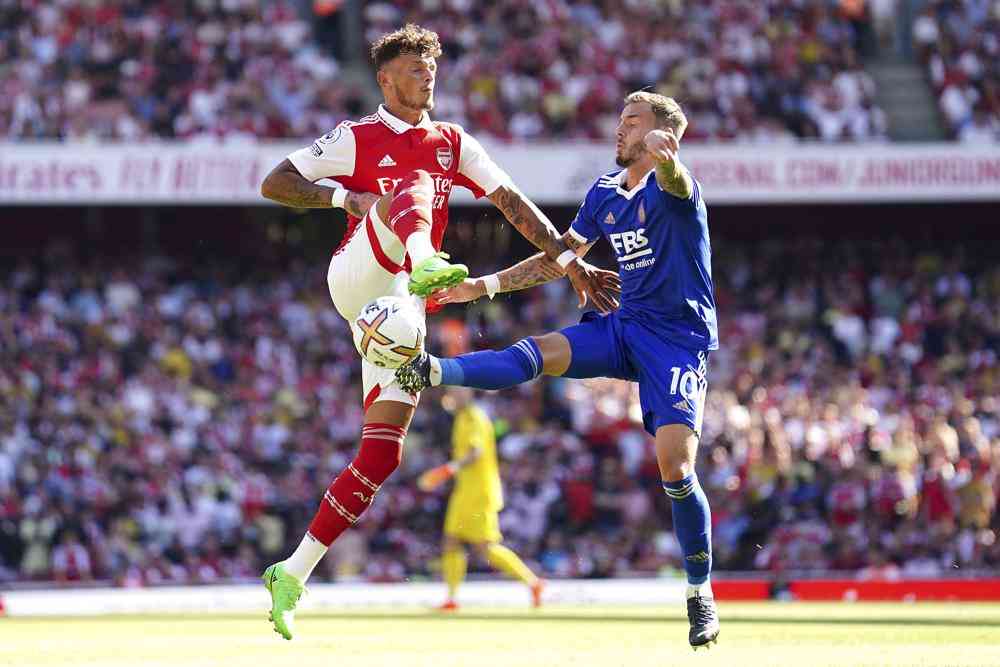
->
<box><xmin>352</xmin><ymin>296</ymin><xmax>424</xmax><ymax>369</ymax></box>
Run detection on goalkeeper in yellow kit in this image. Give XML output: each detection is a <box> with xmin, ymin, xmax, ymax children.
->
<box><xmin>418</xmin><ymin>387</ymin><xmax>545</xmax><ymax>610</ymax></box>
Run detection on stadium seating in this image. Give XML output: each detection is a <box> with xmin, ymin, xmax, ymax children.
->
<box><xmin>0</xmin><ymin>0</ymin><xmax>359</xmax><ymax>141</ymax></box>
<box><xmin>1</xmin><ymin>235</ymin><xmax>996</xmax><ymax>585</ymax></box>
<box><xmin>913</xmin><ymin>0</ymin><xmax>1000</xmax><ymax>141</ymax></box>
<box><xmin>363</xmin><ymin>0</ymin><xmax>888</xmax><ymax>141</ymax></box>
<box><xmin>0</xmin><ymin>0</ymin><xmax>890</xmax><ymax>142</ymax></box>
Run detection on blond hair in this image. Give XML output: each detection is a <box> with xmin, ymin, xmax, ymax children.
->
<box><xmin>624</xmin><ymin>91</ymin><xmax>688</xmax><ymax>138</ymax></box>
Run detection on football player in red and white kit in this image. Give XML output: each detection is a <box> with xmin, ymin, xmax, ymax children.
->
<box><xmin>258</xmin><ymin>24</ymin><xmax>619</xmax><ymax>639</ymax></box>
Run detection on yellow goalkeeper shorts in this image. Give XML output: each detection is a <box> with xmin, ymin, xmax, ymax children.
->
<box><xmin>444</xmin><ymin>500</ymin><xmax>502</xmax><ymax>544</ymax></box>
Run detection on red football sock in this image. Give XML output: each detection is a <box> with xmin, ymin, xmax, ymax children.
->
<box><xmin>307</xmin><ymin>423</ymin><xmax>405</xmax><ymax>546</ymax></box>
<box><xmin>388</xmin><ymin>170</ymin><xmax>434</xmax><ymax>246</ymax></box>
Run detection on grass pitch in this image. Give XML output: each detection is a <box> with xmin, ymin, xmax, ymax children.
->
<box><xmin>3</xmin><ymin>602</ymin><xmax>999</xmax><ymax>667</ymax></box>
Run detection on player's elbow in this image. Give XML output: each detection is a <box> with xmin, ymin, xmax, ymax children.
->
<box><xmin>260</xmin><ymin>172</ymin><xmax>280</xmax><ymax>201</ymax></box>
<box><xmin>260</xmin><ymin>160</ymin><xmax>299</xmax><ymax>202</ymax></box>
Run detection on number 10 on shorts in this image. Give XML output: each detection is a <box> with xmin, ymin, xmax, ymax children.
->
<box><xmin>668</xmin><ymin>364</ymin><xmax>707</xmax><ymax>434</ymax></box>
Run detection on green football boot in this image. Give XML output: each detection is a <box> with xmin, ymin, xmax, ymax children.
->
<box><xmin>407</xmin><ymin>252</ymin><xmax>469</xmax><ymax>297</ymax></box>
<box><xmin>262</xmin><ymin>562</ymin><xmax>305</xmax><ymax>640</ymax></box>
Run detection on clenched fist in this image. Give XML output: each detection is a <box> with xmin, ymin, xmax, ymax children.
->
<box><xmin>644</xmin><ymin>128</ymin><xmax>680</xmax><ymax>165</ymax></box>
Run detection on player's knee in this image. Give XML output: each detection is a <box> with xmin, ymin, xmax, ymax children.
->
<box><xmin>393</xmin><ymin>169</ymin><xmax>434</xmax><ymax>196</ymax></box>
<box><xmin>534</xmin><ymin>333</ymin><xmax>571</xmax><ymax>376</ymax></box>
<box><xmin>660</xmin><ymin>460</ymin><xmax>693</xmax><ymax>481</ymax></box>
<box><xmin>388</xmin><ymin>170</ymin><xmax>434</xmax><ymax>224</ymax></box>
<box><xmin>654</xmin><ymin>424</ymin><xmax>698</xmax><ymax>481</ymax></box>
<box><xmin>358</xmin><ymin>431</ymin><xmax>405</xmax><ymax>481</ymax></box>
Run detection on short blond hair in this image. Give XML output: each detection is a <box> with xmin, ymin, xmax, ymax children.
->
<box><xmin>624</xmin><ymin>91</ymin><xmax>688</xmax><ymax>138</ymax></box>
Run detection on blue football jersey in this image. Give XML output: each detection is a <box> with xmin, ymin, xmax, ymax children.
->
<box><xmin>569</xmin><ymin>167</ymin><xmax>718</xmax><ymax>351</ymax></box>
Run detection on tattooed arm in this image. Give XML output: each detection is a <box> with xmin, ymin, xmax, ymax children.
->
<box><xmin>435</xmin><ymin>231</ymin><xmax>620</xmax><ymax>306</ymax></box>
<box><xmin>487</xmin><ymin>184</ymin><xmax>570</xmax><ymax>261</ymax></box>
<box><xmin>486</xmin><ymin>185</ymin><xmax>620</xmax><ymax>312</ymax></box>
<box><xmin>497</xmin><ymin>232</ymin><xmax>595</xmax><ymax>293</ymax></box>
<box><xmin>654</xmin><ymin>159</ymin><xmax>694</xmax><ymax>200</ymax></box>
<box><xmin>644</xmin><ymin>129</ymin><xmax>694</xmax><ymax>199</ymax></box>
<box><xmin>260</xmin><ymin>159</ymin><xmax>378</xmax><ymax>218</ymax></box>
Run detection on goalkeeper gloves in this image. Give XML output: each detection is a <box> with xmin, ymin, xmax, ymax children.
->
<box><xmin>417</xmin><ymin>463</ymin><xmax>456</xmax><ymax>492</ymax></box>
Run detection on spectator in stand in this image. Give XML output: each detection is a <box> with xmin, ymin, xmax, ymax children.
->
<box><xmin>0</xmin><ymin>1</ymin><xmax>891</xmax><ymax>142</ymax></box>
<box><xmin>51</xmin><ymin>531</ymin><xmax>93</xmax><ymax>583</ymax></box>
<box><xmin>0</xmin><ymin>0</ymin><xmax>361</xmax><ymax>141</ymax></box>
<box><xmin>363</xmin><ymin>0</ymin><xmax>887</xmax><ymax>142</ymax></box>
<box><xmin>915</xmin><ymin>1</ymin><xmax>1000</xmax><ymax>140</ymax></box>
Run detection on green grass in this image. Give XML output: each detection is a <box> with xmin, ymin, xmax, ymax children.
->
<box><xmin>4</xmin><ymin>603</ymin><xmax>1000</xmax><ymax>667</ymax></box>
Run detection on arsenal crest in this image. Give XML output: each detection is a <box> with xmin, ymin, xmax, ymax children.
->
<box><xmin>436</xmin><ymin>146</ymin><xmax>453</xmax><ymax>170</ymax></box>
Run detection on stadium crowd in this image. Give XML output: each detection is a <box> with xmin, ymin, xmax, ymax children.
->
<box><xmin>1</xmin><ymin>0</ymin><xmax>890</xmax><ymax>143</ymax></box>
<box><xmin>365</xmin><ymin>0</ymin><xmax>888</xmax><ymax>142</ymax></box>
<box><xmin>0</xmin><ymin>0</ymin><xmax>360</xmax><ymax>141</ymax></box>
<box><xmin>1</xmin><ymin>231</ymin><xmax>997</xmax><ymax>587</ymax></box>
<box><xmin>914</xmin><ymin>0</ymin><xmax>1000</xmax><ymax>141</ymax></box>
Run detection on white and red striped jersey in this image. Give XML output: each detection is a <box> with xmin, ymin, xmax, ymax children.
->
<box><xmin>287</xmin><ymin>105</ymin><xmax>510</xmax><ymax>272</ymax></box>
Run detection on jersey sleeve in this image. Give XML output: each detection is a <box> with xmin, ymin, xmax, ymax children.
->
<box><xmin>457</xmin><ymin>130</ymin><xmax>511</xmax><ymax>197</ymax></box>
<box><xmin>285</xmin><ymin>124</ymin><xmax>356</xmax><ymax>183</ymax></box>
<box><xmin>568</xmin><ymin>183</ymin><xmax>601</xmax><ymax>244</ymax></box>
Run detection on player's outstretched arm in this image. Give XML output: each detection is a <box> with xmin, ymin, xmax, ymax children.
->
<box><xmin>436</xmin><ymin>231</ymin><xmax>620</xmax><ymax>305</ymax></box>
<box><xmin>487</xmin><ymin>185</ymin><xmax>619</xmax><ymax>312</ymax></box>
<box><xmin>645</xmin><ymin>129</ymin><xmax>694</xmax><ymax>200</ymax></box>
<box><xmin>260</xmin><ymin>159</ymin><xmax>378</xmax><ymax>218</ymax></box>
<box><xmin>416</xmin><ymin>446</ymin><xmax>481</xmax><ymax>491</ymax></box>
<box><xmin>497</xmin><ymin>232</ymin><xmax>594</xmax><ymax>293</ymax></box>
<box><xmin>487</xmin><ymin>184</ymin><xmax>570</xmax><ymax>262</ymax></box>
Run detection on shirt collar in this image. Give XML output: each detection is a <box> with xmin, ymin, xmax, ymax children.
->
<box><xmin>377</xmin><ymin>104</ymin><xmax>435</xmax><ymax>133</ymax></box>
<box><xmin>616</xmin><ymin>168</ymin><xmax>653</xmax><ymax>199</ymax></box>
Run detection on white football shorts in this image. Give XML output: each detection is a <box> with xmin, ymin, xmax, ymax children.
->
<box><xmin>327</xmin><ymin>205</ymin><xmax>425</xmax><ymax>410</ymax></box>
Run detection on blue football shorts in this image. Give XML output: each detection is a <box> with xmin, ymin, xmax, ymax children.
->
<box><xmin>559</xmin><ymin>311</ymin><xmax>708</xmax><ymax>437</ymax></box>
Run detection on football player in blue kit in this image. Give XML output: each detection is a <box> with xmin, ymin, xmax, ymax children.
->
<box><xmin>396</xmin><ymin>91</ymin><xmax>720</xmax><ymax>649</ymax></box>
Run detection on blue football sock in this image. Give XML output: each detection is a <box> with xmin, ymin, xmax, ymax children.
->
<box><xmin>438</xmin><ymin>338</ymin><xmax>542</xmax><ymax>389</ymax></box>
<box><xmin>663</xmin><ymin>475</ymin><xmax>712</xmax><ymax>585</ymax></box>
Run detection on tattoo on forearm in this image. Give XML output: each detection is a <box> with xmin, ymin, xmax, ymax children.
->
<box><xmin>498</xmin><ymin>253</ymin><xmax>565</xmax><ymax>292</ymax></box>
<box><xmin>344</xmin><ymin>191</ymin><xmax>378</xmax><ymax>219</ymax></box>
<box><xmin>261</xmin><ymin>160</ymin><xmax>335</xmax><ymax>208</ymax></box>
<box><xmin>655</xmin><ymin>161</ymin><xmax>694</xmax><ymax>199</ymax></box>
<box><xmin>488</xmin><ymin>186</ymin><xmax>567</xmax><ymax>260</ymax></box>
<box><xmin>497</xmin><ymin>233</ymin><xmax>594</xmax><ymax>293</ymax></box>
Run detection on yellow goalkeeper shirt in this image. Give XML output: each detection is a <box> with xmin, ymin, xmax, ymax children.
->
<box><xmin>451</xmin><ymin>404</ymin><xmax>503</xmax><ymax>513</ymax></box>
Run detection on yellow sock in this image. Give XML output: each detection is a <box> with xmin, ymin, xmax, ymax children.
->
<box><xmin>442</xmin><ymin>548</ymin><xmax>467</xmax><ymax>599</ymax></box>
<box><xmin>485</xmin><ymin>543</ymin><xmax>537</xmax><ymax>586</ymax></box>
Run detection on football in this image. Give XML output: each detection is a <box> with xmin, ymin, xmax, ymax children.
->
<box><xmin>352</xmin><ymin>296</ymin><xmax>424</xmax><ymax>369</ymax></box>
